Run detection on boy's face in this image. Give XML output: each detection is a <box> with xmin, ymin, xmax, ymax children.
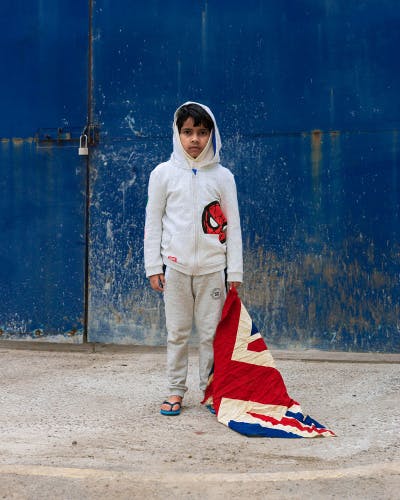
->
<box><xmin>179</xmin><ymin>117</ymin><xmax>211</xmax><ymax>158</ymax></box>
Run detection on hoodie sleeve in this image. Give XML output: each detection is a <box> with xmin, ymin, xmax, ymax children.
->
<box><xmin>220</xmin><ymin>170</ymin><xmax>243</xmax><ymax>283</ymax></box>
<box><xmin>144</xmin><ymin>166</ymin><xmax>167</xmax><ymax>277</ymax></box>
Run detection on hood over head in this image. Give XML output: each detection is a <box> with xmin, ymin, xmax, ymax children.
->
<box><xmin>171</xmin><ymin>101</ymin><xmax>222</xmax><ymax>169</ymax></box>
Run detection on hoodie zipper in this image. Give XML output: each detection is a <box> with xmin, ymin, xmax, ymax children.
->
<box><xmin>192</xmin><ymin>168</ymin><xmax>199</xmax><ymax>274</ymax></box>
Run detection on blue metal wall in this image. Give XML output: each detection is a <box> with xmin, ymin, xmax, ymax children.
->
<box><xmin>1</xmin><ymin>1</ymin><xmax>399</xmax><ymax>351</ymax></box>
<box><xmin>0</xmin><ymin>2</ymin><xmax>88</xmax><ymax>341</ymax></box>
<box><xmin>88</xmin><ymin>0</ymin><xmax>400</xmax><ymax>351</ymax></box>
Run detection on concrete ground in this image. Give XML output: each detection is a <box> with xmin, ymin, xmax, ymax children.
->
<box><xmin>0</xmin><ymin>341</ymin><xmax>399</xmax><ymax>499</ymax></box>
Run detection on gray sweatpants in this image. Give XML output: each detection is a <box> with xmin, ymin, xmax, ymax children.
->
<box><xmin>163</xmin><ymin>267</ymin><xmax>226</xmax><ymax>398</ymax></box>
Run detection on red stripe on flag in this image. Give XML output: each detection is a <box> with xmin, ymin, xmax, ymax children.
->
<box><xmin>249</xmin><ymin>412</ymin><xmax>333</xmax><ymax>435</ymax></box>
<box><xmin>247</xmin><ymin>337</ymin><xmax>267</xmax><ymax>352</ymax></box>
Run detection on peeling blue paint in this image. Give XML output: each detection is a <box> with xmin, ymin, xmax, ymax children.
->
<box><xmin>88</xmin><ymin>1</ymin><xmax>400</xmax><ymax>352</ymax></box>
<box><xmin>1</xmin><ymin>1</ymin><xmax>399</xmax><ymax>351</ymax></box>
<box><xmin>0</xmin><ymin>0</ymin><xmax>88</xmax><ymax>340</ymax></box>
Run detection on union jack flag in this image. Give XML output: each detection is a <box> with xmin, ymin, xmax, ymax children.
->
<box><xmin>202</xmin><ymin>288</ymin><xmax>335</xmax><ymax>438</ymax></box>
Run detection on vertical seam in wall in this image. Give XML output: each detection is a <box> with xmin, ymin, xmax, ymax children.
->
<box><xmin>83</xmin><ymin>0</ymin><xmax>94</xmax><ymax>343</ymax></box>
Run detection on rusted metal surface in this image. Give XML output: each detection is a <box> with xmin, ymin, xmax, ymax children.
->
<box><xmin>238</xmin><ymin>129</ymin><xmax>400</xmax><ymax>351</ymax></box>
<box><xmin>0</xmin><ymin>2</ymin><xmax>88</xmax><ymax>341</ymax></box>
<box><xmin>86</xmin><ymin>1</ymin><xmax>400</xmax><ymax>351</ymax></box>
<box><xmin>1</xmin><ymin>1</ymin><xmax>399</xmax><ymax>351</ymax></box>
<box><xmin>0</xmin><ymin>141</ymin><xmax>86</xmax><ymax>341</ymax></box>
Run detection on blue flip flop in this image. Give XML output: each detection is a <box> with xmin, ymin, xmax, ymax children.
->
<box><xmin>206</xmin><ymin>404</ymin><xmax>216</xmax><ymax>415</ymax></box>
<box><xmin>160</xmin><ymin>400</ymin><xmax>182</xmax><ymax>416</ymax></box>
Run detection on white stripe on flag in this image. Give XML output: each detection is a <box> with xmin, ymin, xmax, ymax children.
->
<box><xmin>231</xmin><ymin>302</ymin><xmax>276</xmax><ymax>367</ymax></box>
<box><xmin>218</xmin><ymin>397</ymin><xmax>287</xmax><ymax>426</ymax></box>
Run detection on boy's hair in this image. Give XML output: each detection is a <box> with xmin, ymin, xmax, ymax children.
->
<box><xmin>176</xmin><ymin>103</ymin><xmax>214</xmax><ymax>133</ymax></box>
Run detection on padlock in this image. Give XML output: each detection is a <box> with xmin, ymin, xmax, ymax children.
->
<box><xmin>78</xmin><ymin>134</ymin><xmax>89</xmax><ymax>156</ymax></box>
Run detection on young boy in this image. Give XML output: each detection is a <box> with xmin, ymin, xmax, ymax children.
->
<box><xmin>144</xmin><ymin>102</ymin><xmax>243</xmax><ymax>415</ymax></box>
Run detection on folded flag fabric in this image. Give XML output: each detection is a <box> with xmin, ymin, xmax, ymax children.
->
<box><xmin>202</xmin><ymin>287</ymin><xmax>335</xmax><ymax>438</ymax></box>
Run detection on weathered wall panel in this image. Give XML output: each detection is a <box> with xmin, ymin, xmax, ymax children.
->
<box><xmin>1</xmin><ymin>1</ymin><xmax>398</xmax><ymax>351</ymax></box>
<box><xmin>88</xmin><ymin>0</ymin><xmax>399</xmax><ymax>351</ymax></box>
<box><xmin>0</xmin><ymin>2</ymin><xmax>88</xmax><ymax>341</ymax></box>
<box><xmin>236</xmin><ymin>130</ymin><xmax>400</xmax><ymax>351</ymax></box>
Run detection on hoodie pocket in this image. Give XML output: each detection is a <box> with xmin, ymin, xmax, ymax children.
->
<box><xmin>162</xmin><ymin>230</ymin><xmax>194</xmax><ymax>267</ymax></box>
<box><xmin>198</xmin><ymin>233</ymin><xmax>227</xmax><ymax>268</ymax></box>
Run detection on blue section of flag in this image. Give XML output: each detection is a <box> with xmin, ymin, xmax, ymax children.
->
<box><xmin>250</xmin><ymin>321</ymin><xmax>259</xmax><ymax>335</ymax></box>
<box><xmin>228</xmin><ymin>421</ymin><xmax>303</xmax><ymax>438</ymax></box>
<box><xmin>286</xmin><ymin>411</ymin><xmax>326</xmax><ymax>430</ymax></box>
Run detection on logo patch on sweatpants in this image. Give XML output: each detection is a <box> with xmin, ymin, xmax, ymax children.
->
<box><xmin>210</xmin><ymin>288</ymin><xmax>221</xmax><ymax>300</ymax></box>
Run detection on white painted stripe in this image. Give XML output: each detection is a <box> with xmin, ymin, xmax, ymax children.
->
<box><xmin>0</xmin><ymin>462</ymin><xmax>399</xmax><ymax>483</ymax></box>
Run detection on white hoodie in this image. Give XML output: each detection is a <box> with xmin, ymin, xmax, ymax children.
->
<box><xmin>144</xmin><ymin>102</ymin><xmax>243</xmax><ymax>282</ymax></box>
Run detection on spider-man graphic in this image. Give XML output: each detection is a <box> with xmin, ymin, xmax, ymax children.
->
<box><xmin>202</xmin><ymin>201</ymin><xmax>227</xmax><ymax>243</ymax></box>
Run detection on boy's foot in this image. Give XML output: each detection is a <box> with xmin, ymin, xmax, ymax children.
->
<box><xmin>206</xmin><ymin>404</ymin><xmax>216</xmax><ymax>415</ymax></box>
<box><xmin>160</xmin><ymin>395</ymin><xmax>183</xmax><ymax>416</ymax></box>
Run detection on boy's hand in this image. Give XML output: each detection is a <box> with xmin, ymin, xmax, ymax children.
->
<box><xmin>229</xmin><ymin>282</ymin><xmax>241</xmax><ymax>289</ymax></box>
<box><xmin>149</xmin><ymin>274</ymin><xmax>165</xmax><ymax>292</ymax></box>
